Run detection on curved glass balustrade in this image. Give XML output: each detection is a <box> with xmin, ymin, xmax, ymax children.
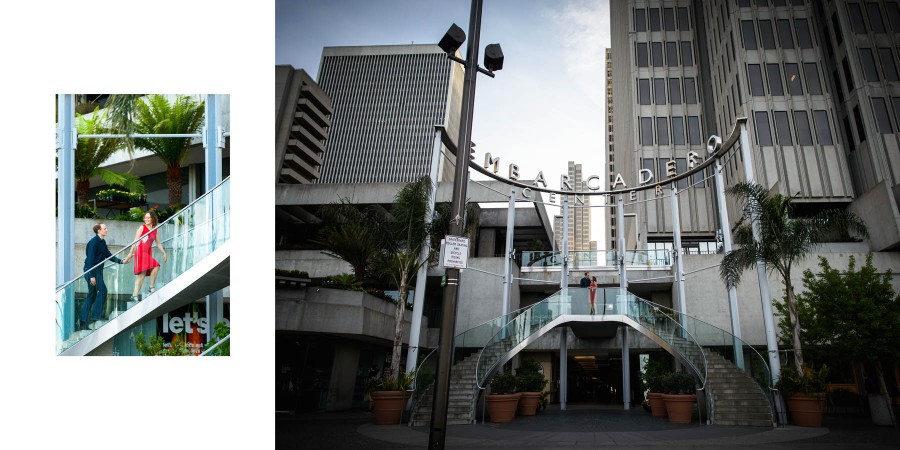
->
<box><xmin>518</xmin><ymin>250</ymin><xmax>671</xmax><ymax>268</ymax></box>
<box><xmin>55</xmin><ymin>177</ymin><xmax>230</xmax><ymax>355</ymax></box>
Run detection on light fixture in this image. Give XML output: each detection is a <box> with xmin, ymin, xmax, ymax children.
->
<box><xmin>484</xmin><ymin>43</ymin><xmax>504</xmax><ymax>71</ymax></box>
<box><xmin>438</xmin><ymin>23</ymin><xmax>466</xmax><ymax>54</ymax></box>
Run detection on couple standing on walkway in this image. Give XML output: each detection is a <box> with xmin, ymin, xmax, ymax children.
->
<box><xmin>580</xmin><ymin>272</ymin><xmax>598</xmax><ymax>315</ymax></box>
<box><xmin>80</xmin><ymin>211</ymin><xmax>168</xmax><ymax>330</ymax></box>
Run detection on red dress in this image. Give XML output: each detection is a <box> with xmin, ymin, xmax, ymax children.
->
<box><xmin>133</xmin><ymin>225</ymin><xmax>160</xmax><ymax>275</ymax></box>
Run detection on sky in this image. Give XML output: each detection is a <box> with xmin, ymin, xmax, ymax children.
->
<box><xmin>276</xmin><ymin>0</ymin><xmax>612</xmax><ymax>246</ymax></box>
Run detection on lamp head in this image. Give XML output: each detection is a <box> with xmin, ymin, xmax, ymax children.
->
<box><xmin>439</xmin><ymin>23</ymin><xmax>466</xmax><ymax>54</ymax></box>
<box><xmin>706</xmin><ymin>135</ymin><xmax>722</xmax><ymax>155</ymax></box>
<box><xmin>484</xmin><ymin>43</ymin><xmax>504</xmax><ymax>71</ymax></box>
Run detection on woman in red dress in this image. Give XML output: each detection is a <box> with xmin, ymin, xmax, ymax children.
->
<box><xmin>589</xmin><ymin>276</ymin><xmax>598</xmax><ymax>315</ymax></box>
<box><xmin>123</xmin><ymin>210</ymin><xmax>168</xmax><ymax>301</ymax></box>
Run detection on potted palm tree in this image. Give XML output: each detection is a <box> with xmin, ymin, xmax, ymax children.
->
<box><xmin>486</xmin><ymin>372</ymin><xmax>519</xmax><ymax>423</ymax></box>
<box><xmin>368</xmin><ymin>372</ymin><xmax>414</xmax><ymax>425</ymax></box>
<box><xmin>515</xmin><ymin>358</ymin><xmax>548</xmax><ymax>416</ymax></box>
<box><xmin>661</xmin><ymin>372</ymin><xmax>697</xmax><ymax>424</ymax></box>
<box><xmin>775</xmin><ymin>364</ymin><xmax>828</xmax><ymax>427</ymax></box>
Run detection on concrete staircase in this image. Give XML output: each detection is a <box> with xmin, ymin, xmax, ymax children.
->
<box><xmin>409</xmin><ymin>350</ymin><xmax>482</xmax><ymax>427</ymax></box>
<box><xmin>704</xmin><ymin>349</ymin><xmax>775</xmax><ymax>427</ymax></box>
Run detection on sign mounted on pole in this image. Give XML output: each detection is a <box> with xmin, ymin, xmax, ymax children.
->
<box><xmin>442</xmin><ymin>235</ymin><xmax>469</xmax><ymax>269</ymax></box>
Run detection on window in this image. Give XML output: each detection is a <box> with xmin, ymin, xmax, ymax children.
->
<box><xmin>888</xmin><ymin>3</ymin><xmax>900</xmax><ymax>33</ymax></box>
<box><xmin>749</xmin><ymin>64</ymin><xmax>765</xmax><ymax>96</ymax></box>
<box><xmin>741</xmin><ymin>20</ymin><xmax>757</xmax><ymax>50</ymax></box>
<box><xmin>813</xmin><ymin>110</ymin><xmax>833</xmax><ymax>144</ymax></box>
<box><xmin>684</xmin><ymin>78</ymin><xmax>697</xmax><ymax>104</ymax></box>
<box><xmin>777</xmin><ymin>19</ymin><xmax>794</xmax><ymax>48</ymax></box>
<box><xmin>738</xmin><ymin>0</ymin><xmax>751</xmax><ymax>6</ymax></box>
<box><xmin>672</xmin><ymin>117</ymin><xmax>686</xmax><ymax>145</ymax></box>
<box><xmin>657</xmin><ymin>117</ymin><xmax>670</xmax><ymax>145</ymax></box>
<box><xmin>860</xmin><ymin>48</ymin><xmax>880</xmax><ymax>81</ymax></box>
<box><xmin>638</xmin><ymin>79</ymin><xmax>651</xmax><ymax>105</ymax></box>
<box><xmin>767</xmin><ymin>63</ymin><xmax>784</xmax><ymax>96</ymax></box>
<box><xmin>854</xmin><ymin>105</ymin><xmax>867</xmax><ymax>142</ymax></box>
<box><xmin>677</xmin><ymin>7</ymin><xmax>690</xmax><ymax>30</ymax></box>
<box><xmin>759</xmin><ymin>20</ymin><xmax>776</xmax><ymax>49</ymax></box>
<box><xmin>654</xmin><ymin>78</ymin><xmax>667</xmax><ymax>104</ymax></box>
<box><xmin>666</xmin><ymin>42</ymin><xmax>678</xmax><ymax>67</ymax></box>
<box><xmin>831</xmin><ymin>13</ymin><xmax>843</xmax><ymax>47</ymax></box>
<box><xmin>680</xmin><ymin>41</ymin><xmax>693</xmax><ymax>66</ymax></box>
<box><xmin>657</xmin><ymin>159</ymin><xmax>669</xmax><ymax>183</ymax></box>
<box><xmin>795</xmin><ymin>19</ymin><xmax>813</xmax><ymax>49</ymax></box>
<box><xmin>687</xmin><ymin>116</ymin><xmax>701</xmax><ymax>145</ymax></box>
<box><xmin>879</xmin><ymin>48</ymin><xmax>899</xmax><ymax>81</ymax></box>
<box><xmin>664</xmin><ymin>8</ymin><xmax>676</xmax><ymax>31</ymax></box>
<box><xmin>872</xmin><ymin>98</ymin><xmax>893</xmax><ymax>133</ymax></box>
<box><xmin>669</xmin><ymin>78</ymin><xmax>682</xmax><ymax>104</ymax></box>
<box><xmin>755</xmin><ymin>111</ymin><xmax>773</xmax><ymax>146</ymax></box>
<box><xmin>774</xmin><ymin>111</ymin><xmax>793</xmax><ymax>145</ymax></box>
<box><xmin>804</xmin><ymin>63</ymin><xmax>823</xmax><ymax>95</ymax></box>
<box><xmin>833</xmin><ymin>68</ymin><xmax>845</xmax><ymax>103</ymax></box>
<box><xmin>866</xmin><ymin>2</ymin><xmax>885</xmax><ymax>33</ymax></box>
<box><xmin>641</xmin><ymin>117</ymin><xmax>654</xmax><ymax>145</ymax></box>
<box><xmin>676</xmin><ymin>158</ymin><xmax>688</xmax><ymax>188</ymax></box>
<box><xmin>794</xmin><ymin>111</ymin><xmax>813</xmax><ymax>145</ymax></box>
<box><xmin>642</xmin><ymin>158</ymin><xmax>656</xmax><ymax>183</ymax></box>
<box><xmin>785</xmin><ymin>63</ymin><xmax>803</xmax><ymax>95</ymax></box>
<box><xmin>893</xmin><ymin>98</ymin><xmax>900</xmax><ymax>134</ymax></box>
<box><xmin>848</xmin><ymin>2</ymin><xmax>866</xmax><ymax>34</ymax></box>
<box><xmin>842</xmin><ymin>58</ymin><xmax>855</xmax><ymax>92</ymax></box>
<box><xmin>636</xmin><ymin>43</ymin><xmax>649</xmax><ymax>67</ymax></box>
<box><xmin>634</xmin><ymin>8</ymin><xmax>647</xmax><ymax>32</ymax></box>
<box><xmin>692</xmin><ymin>166</ymin><xmax>706</xmax><ymax>188</ymax></box>
<box><xmin>649</xmin><ymin>8</ymin><xmax>661</xmax><ymax>31</ymax></box>
<box><xmin>754</xmin><ymin>0</ymin><xmax>770</xmax><ymax>6</ymax></box>
<box><xmin>651</xmin><ymin>42</ymin><xmax>664</xmax><ymax>67</ymax></box>
<box><xmin>844</xmin><ymin>116</ymin><xmax>857</xmax><ymax>151</ymax></box>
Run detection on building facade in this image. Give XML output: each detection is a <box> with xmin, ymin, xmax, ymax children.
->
<box><xmin>275</xmin><ymin>66</ymin><xmax>333</xmax><ymax>184</ymax></box>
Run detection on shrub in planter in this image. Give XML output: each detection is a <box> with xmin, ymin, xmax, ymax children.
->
<box><xmin>661</xmin><ymin>372</ymin><xmax>697</xmax><ymax>424</ymax></box>
<box><xmin>368</xmin><ymin>372</ymin><xmax>413</xmax><ymax>425</ymax></box>
<box><xmin>515</xmin><ymin>359</ymin><xmax>548</xmax><ymax>416</ymax></box>
<box><xmin>776</xmin><ymin>365</ymin><xmax>828</xmax><ymax>427</ymax></box>
<box><xmin>486</xmin><ymin>372</ymin><xmax>520</xmax><ymax>423</ymax></box>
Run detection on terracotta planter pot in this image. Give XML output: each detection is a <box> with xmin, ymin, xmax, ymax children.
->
<box><xmin>648</xmin><ymin>392</ymin><xmax>667</xmax><ymax>417</ymax></box>
<box><xmin>486</xmin><ymin>393</ymin><xmax>521</xmax><ymax>423</ymax></box>
<box><xmin>662</xmin><ymin>394</ymin><xmax>696</xmax><ymax>424</ymax></box>
<box><xmin>785</xmin><ymin>393</ymin><xmax>826</xmax><ymax>427</ymax></box>
<box><xmin>517</xmin><ymin>392</ymin><xmax>542</xmax><ymax>416</ymax></box>
<box><xmin>371</xmin><ymin>391</ymin><xmax>409</xmax><ymax>425</ymax></box>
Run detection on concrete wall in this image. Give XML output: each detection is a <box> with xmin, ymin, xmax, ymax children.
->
<box><xmin>455</xmin><ymin>257</ymin><xmax>519</xmax><ymax>334</ymax></box>
<box><xmin>276</xmin><ymin>250</ymin><xmax>353</xmax><ymax>278</ymax></box>
<box><xmin>327</xmin><ymin>342</ymin><xmax>361</xmax><ymax>410</ymax></box>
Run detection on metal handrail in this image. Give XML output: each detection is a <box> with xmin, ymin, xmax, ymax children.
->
<box><xmin>199</xmin><ymin>334</ymin><xmax>230</xmax><ymax>356</ymax></box>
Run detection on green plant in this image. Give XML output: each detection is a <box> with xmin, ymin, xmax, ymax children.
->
<box><xmin>134</xmin><ymin>331</ymin><xmax>190</xmax><ymax>356</ymax></box>
<box><xmin>97</xmin><ymin>188</ymin><xmax>146</xmax><ymax>202</ymax></box>
<box><xmin>515</xmin><ymin>358</ymin><xmax>548</xmax><ymax>392</ymax></box>
<box><xmin>490</xmin><ymin>372</ymin><xmax>518</xmax><ymax>394</ymax></box>
<box><xmin>775</xmin><ymin>364</ymin><xmax>829</xmax><ymax>395</ymax></box>
<box><xmin>641</xmin><ymin>354</ymin><xmax>673</xmax><ymax>393</ymax></box>
<box><xmin>367</xmin><ymin>371</ymin><xmax>414</xmax><ymax>393</ymax></box>
<box><xmin>74</xmin><ymin>203</ymin><xmax>98</xmax><ymax>219</ymax></box>
<box><xmin>203</xmin><ymin>322</ymin><xmax>230</xmax><ymax>356</ymax></box>
<box><xmin>661</xmin><ymin>372</ymin><xmax>696</xmax><ymax>394</ymax></box>
<box><xmin>275</xmin><ymin>269</ymin><xmax>310</xmax><ymax>278</ymax></box>
<box><xmin>323</xmin><ymin>273</ymin><xmax>364</xmax><ymax>291</ymax></box>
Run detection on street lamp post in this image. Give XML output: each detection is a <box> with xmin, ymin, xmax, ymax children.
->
<box><xmin>430</xmin><ymin>0</ymin><xmax>502</xmax><ymax>448</ymax></box>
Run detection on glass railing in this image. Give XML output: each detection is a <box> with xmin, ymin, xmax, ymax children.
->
<box><xmin>518</xmin><ymin>250</ymin><xmax>672</xmax><ymax>268</ymax></box>
<box><xmin>55</xmin><ymin>176</ymin><xmax>230</xmax><ymax>355</ymax></box>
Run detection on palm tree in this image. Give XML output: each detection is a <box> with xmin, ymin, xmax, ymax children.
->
<box><xmin>719</xmin><ymin>182</ymin><xmax>868</xmax><ymax>373</ymax></box>
<box><xmin>103</xmin><ymin>94</ymin><xmax>144</xmax><ymax>156</ymax></box>
<box><xmin>313</xmin><ymin>199</ymin><xmax>387</xmax><ymax>282</ymax></box>
<box><xmin>73</xmin><ymin>108</ymin><xmax>144</xmax><ymax>205</ymax></box>
<box><xmin>133</xmin><ymin>95</ymin><xmax>205</xmax><ymax>206</ymax></box>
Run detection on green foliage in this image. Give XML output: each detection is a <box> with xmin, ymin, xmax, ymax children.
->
<box><xmin>367</xmin><ymin>371</ymin><xmax>414</xmax><ymax>392</ymax></box>
<box><xmin>515</xmin><ymin>358</ymin><xmax>548</xmax><ymax>392</ymax></box>
<box><xmin>641</xmin><ymin>355</ymin><xmax>673</xmax><ymax>393</ymax></box>
<box><xmin>134</xmin><ymin>331</ymin><xmax>190</xmax><ymax>356</ymax></box>
<box><xmin>275</xmin><ymin>269</ymin><xmax>310</xmax><ymax>278</ymax></box>
<box><xmin>74</xmin><ymin>203</ymin><xmax>98</xmax><ymax>219</ymax></box>
<box><xmin>203</xmin><ymin>322</ymin><xmax>230</xmax><ymax>356</ymax></box>
<box><xmin>323</xmin><ymin>273</ymin><xmax>364</xmax><ymax>291</ymax></box>
<box><xmin>490</xmin><ymin>372</ymin><xmax>518</xmax><ymax>394</ymax></box>
<box><xmin>71</xmin><ymin>107</ymin><xmax>144</xmax><ymax>205</ymax></box>
<box><xmin>775</xmin><ymin>364</ymin><xmax>829</xmax><ymax>394</ymax></box>
<box><xmin>97</xmin><ymin>188</ymin><xmax>147</xmax><ymax>202</ymax></box>
<box><xmin>661</xmin><ymin>372</ymin><xmax>696</xmax><ymax>394</ymax></box>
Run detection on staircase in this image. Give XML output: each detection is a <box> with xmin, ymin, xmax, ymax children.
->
<box><xmin>704</xmin><ymin>349</ymin><xmax>775</xmax><ymax>427</ymax></box>
<box><xmin>410</xmin><ymin>351</ymin><xmax>482</xmax><ymax>427</ymax></box>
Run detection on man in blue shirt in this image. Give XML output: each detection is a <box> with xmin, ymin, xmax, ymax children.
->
<box><xmin>580</xmin><ymin>272</ymin><xmax>591</xmax><ymax>288</ymax></box>
<box><xmin>81</xmin><ymin>223</ymin><xmax>124</xmax><ymax>330</ymax></box>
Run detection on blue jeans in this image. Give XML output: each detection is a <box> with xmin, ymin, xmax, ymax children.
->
<box><xmin>81</xmin><ymin>273</ymin><xmax>106</xmax><ymax>322</ymax></box>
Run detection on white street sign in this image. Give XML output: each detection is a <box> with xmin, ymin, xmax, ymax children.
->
<box><xmin>442</xmin><ymin>235</ymin><xmax>469</xmax><ymax>269</ymax></box>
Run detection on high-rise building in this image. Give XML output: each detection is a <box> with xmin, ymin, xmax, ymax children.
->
<box><xmin>609</xmin><ymin>0</ymin><xmax>900</xmax><ymax>255</ymax></box>
<box><xmin>275</xmin><ymin>66</ymin><xmax>333</xmax><ymax>184</ymax></box>
<box><xmin>605</xmin><ymin>47</ymin><xmax>618</xmax><ymax>252</ymax></box>
<box><xmin>315</xmin><ymin>44</ymin><xmax>464</xmax><ymax>184</ymax></box>
<box><xmin>553</xmin><ymin>162</ymin><xmax>597</xmax><ymax>254</ymax></box>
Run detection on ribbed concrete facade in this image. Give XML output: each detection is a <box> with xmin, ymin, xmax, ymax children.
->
<box><xmin>275</xmin><ymin>66</ymin><xmax>333</xmax><ymax>184</ymax></box>
<box><xmin>316</xmin><ymin>45</ymin><xmax>464</xmax><ymax>184</ymax></box>
<box><xmin>610</xmin><ymin>0</ymin><xmax>900</xmax><ymax>252</ymax></box>
<box><xmin>556</xmin><ymin>161</ymin><xmax>596</xmax><ymax>252</ymax></box>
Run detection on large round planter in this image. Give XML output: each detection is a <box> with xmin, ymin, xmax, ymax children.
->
<box><xmin>662</xmin><ymin>394</ymin><xmax>696</xmax><ymax>424</ymax></box>
<box><xmin>486</xmin><ymin>393</ymin><xmax>521</xmax><ymax>423</ymax></box>
<box><xmin>648</xmin><ymin>392</ymin><xmax>667</xmax><ymax>417</ymax></box>
<box><xmin>517</xmin><ymin>392</ymin><xmax>542</xmax><ymax>416</ymax></box>
<box><xmin>785</xmin><ymin>393</ymin><xmax>826</xmax><ymax>427</ymax></box>
<box><xmin>371</xmin><ymin>391</ymin><xmax>409</xmax><ymax>425</ymax></box>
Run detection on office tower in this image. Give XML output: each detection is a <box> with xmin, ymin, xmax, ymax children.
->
<box><xmin>565</xmin><ymin>161</ymin><xmax>596</xmax><ymax>252</ymax></box>
<box><xmin>315</xmin><ymin>44</ymin><xmax>464</xmax><ymax>184</ymax></box>
<box><xmin>605</xmin><ymin>47</ymin><xmax>618</xmax><ymax>252</ymax></box>
<box><xmin>275</xmin><ymin>66</ymin><xmax>333</xmax><ymax>184</ymax></box>
<box><xmin>610</xmin><ymin>0</ymin><xmax>900</xmax><ymax>254</ymax></box>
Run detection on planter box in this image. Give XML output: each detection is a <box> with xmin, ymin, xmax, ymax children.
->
<box><xmin>371</xmin><ymin>391</ymin><xmax>410</xmax><ymax>425</ymax></box>
<box><xmin>662</xmin><ymin>394</ymin><xmax>696</xmax><ymax>424</ymax></box>
<box><xmin>486</xmin><ymin>393</ymin><xmax>521</xmax><ymax>423</ymax></box>
<box><xmin>785</xmin><ymin>393</ymin><xmax>826</xmax><ymax>427</ymax></box>
<box><xmin>517</xmin><ymin>392</ymin><xmax>542</xmax><ymax>416</ymax></box>
<box><xmin>648</xmin><ymin>392</ymin><xmax>667</xmax><ymax>417</ymax></box>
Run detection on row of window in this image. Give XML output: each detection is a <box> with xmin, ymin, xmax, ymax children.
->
<box><xmin>633</xmin><ymin>7</ymin><xmax>691</xmax><ymax>33</ymax></box>
<box><xmin>753</xmin><ymin>110</ymin><xmax>833</xmax><ymax>146</ymax></box>
<box><xmin>872</xmin><ymin>97</ymin><xmax>900</xmax><ymax>134</ymax></box>
<box><xmin>635</xmin><ymin>41</ymin><xmax>694</xmax><ymax>68</ymax></box>
<box><xmin>846</xmin><ymin>2</ymin><xmax>900</xmax><ymax>35</ymax></box>
<box><xmin>637</xmin><ymin>77</ymin><xmax>698</xmax><ymax>105</ymax></box>
<box><xmin>738</xmin><ymin>0</ymin><xmax>806</xmax><ymax>8</ymax></box>
<box><xmin>858</xmin><ymin>48</ymin><xmax>900</xmax><ymax>82</ymax></box>
<box><xmin>638</xmin><ymin>116</ymin><xmax>703</xmax><ymax>147</ymax></box>
<box><xmin>747</xmin><ymin>62</ymin><xmax>823</xmax><ymax>96</ymax></box>
<box><xmin>641</xmin><ymin>157</ymin><xmax>708</xmax><ymax>189</ymax></box>
<box><xmin>740</xmin><ymin>18</ymin><xmax>814</xmax><ymax>51</ymax></box>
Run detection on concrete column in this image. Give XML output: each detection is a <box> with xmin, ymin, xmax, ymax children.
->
<box><xmin>712</xmin><ymin>152</ymin><xmax>744</xmax><ymax>370</ymax></box>
<box><xmin>560</xmin><ymin>327</ymin><xmax>567</xmax><ymax>410</ymax></box>
<box><xmin>57</xmin><ymin>94</ymin><xmax>76</xmax><ymax>338</ymax></box>
<box><xmin>622</xmin><ymin>326</ymin><xmax>630</xmax><ymax>410</ymax></box>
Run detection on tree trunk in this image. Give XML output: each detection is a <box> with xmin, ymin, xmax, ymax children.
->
<box><xmin>166</xmin><ymin>163</ymin><xmax>183</xmax><ymax>207</ymax></box>
<box><xmin>876</xmin><ymin>361</ymin><xmax>899</xmax><ymax>428</ymax></box>
<box><xmin>76</xmin><ymin>179</ymin><xmax>91</xmax><ymax>206</ymax></box>
<box><xmin>784</xmin><ymin>276</ymin><xmax>805</xmax><ymax>372</ymax></box>
<box><xmin>390</xmin><ymin>272</ymin><xmax>408</xmax><ymax>381</ymax></box>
